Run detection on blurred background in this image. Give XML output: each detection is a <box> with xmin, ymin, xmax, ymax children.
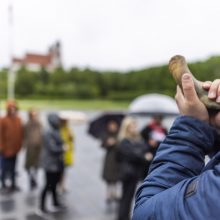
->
<box><xmin>0</xmin><ymin>0</ymin><xmax>220</xmax><ymax>220</ymax></box>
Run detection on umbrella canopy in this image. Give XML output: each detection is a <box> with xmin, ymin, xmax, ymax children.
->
<box><xmin>129</xmin><ymin>93</ymin><xmax>179</xmax><ymax>116</ymax></box>
<box><xmin>88</xmin><ymin>112</ymin><xmax>125</xmax><ymax>139</ymax></box>
<box><xmin>58</xmin><ymin>110</ymin><xmax>88</xmax><ymax>124</ymax></box>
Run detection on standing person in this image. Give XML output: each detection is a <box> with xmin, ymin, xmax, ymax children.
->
<box><xmin>24</xmin><ymin>108</ymin><xmax>43</xmax><ymax>190</ymax></box>
<box><xmin>132</xmin><ymin>75</ymin><xmax>220</xmax><ymax>220</ymax></box>
<box><xmin>0</xmin><ymin>100</ymin><xmax>23</xmax><ymax>192</ymax></box>
<box><xmin>141</xmin><ymin>115</ymin><xmax>167</xmax><ymax>157</ymax></box>
<box><xmin>117</xmin><ymin>117</ymin><xmax>153</xmax><ymax>220</ymax></box>
<box><xmin>101</xmin><ymin>120</ymin><xmax>120</xmax><ymax>204</ymax></box>
<box><xmin>0</xmin><ymin>116</ymin><xmax>2</xmax><ymax>180</ymax></box>
<box><xmin>59</xmin><ymin>118</ymin><xmax>74</xmax><ymax>193</ymax></box>
<box><xmin>40</xmin><ymin>113</ymin><xmax>65</xmax><ymax>213</ymax></box>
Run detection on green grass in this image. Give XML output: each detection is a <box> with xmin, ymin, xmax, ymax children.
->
<box><xmin>1</xmin><ymin>99</ymin><xmax>130</xmax><ymax>110</ymax></box>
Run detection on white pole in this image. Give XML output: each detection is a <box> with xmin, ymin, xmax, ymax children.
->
<box><xmin>8</xmin><ymin>0</ymin><xmax>15</xmax><ymax>100</ymax></box>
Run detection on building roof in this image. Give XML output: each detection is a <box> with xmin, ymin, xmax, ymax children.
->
<box><xmin>13</xmin><ymin>53</ymin><xmax>52</xmax><ymax>67</ymax></box>
<box><xmin>25</xmin><ymin>53</ymin><xmax>52</xmax><ymax>66</ymax></box>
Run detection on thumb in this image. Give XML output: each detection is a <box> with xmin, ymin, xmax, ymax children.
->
<box><xmin>182</xmin><ymin>73</ymin><xmax>198</xmax><ymax>102</ymax></box>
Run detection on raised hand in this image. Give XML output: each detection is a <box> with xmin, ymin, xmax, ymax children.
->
<box><xmin>175</xmin><ymin>73</ymin><xmax>209</xmax><ymax>122</ymax></box>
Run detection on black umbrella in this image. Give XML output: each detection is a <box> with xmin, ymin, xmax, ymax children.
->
<box><xmin>88</xmin><ymin>112</ymin><xmax>125</xmax><ymax>139</ymax></box>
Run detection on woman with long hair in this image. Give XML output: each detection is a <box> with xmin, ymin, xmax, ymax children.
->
<box><xmin>117</xmin><ymin>117</ymin><xmax>152</xmax><ymax>220</ymax></box>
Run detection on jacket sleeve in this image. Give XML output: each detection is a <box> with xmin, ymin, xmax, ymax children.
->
<box><xmin>133</xmin><ymin>116</ymin><xmax>218</xmax><ymax>220</ymax></box>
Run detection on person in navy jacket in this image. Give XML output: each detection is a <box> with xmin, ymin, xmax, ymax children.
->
<box><xmin>133</xmin><ymin>74</ymin><xmax>220</xmax><ymax>220</ymax></box>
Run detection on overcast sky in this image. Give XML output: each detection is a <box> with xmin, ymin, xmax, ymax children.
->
<box><xmin>1</xmin><ymin>0</ymin><xmax>220</xmax><ymax>70</ymax></box>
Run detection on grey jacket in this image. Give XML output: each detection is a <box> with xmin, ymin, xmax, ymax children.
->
<box><xmin>41</xmin><ymin>113</ymin><xmax>64</xmax><ymax>172</ymax></box>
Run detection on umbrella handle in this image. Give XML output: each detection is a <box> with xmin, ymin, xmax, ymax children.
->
<box><xmin>169</xmin><ymin>55</ymin><xmax>220</xmax><ymax>110</ymax></box>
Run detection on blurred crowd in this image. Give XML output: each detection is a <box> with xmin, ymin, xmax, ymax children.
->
<box><xmin>100</xmin><ymin>115</ymin><xmax>167</xmax><ymax>220</ymax></box>
<box><xmin>0</xmin><ymin>100</ymin><xmax>168</xmax><ymax>220</ymax></box>
<box><xmin>0</xmin><ymin>100</ymin><xmax>74</xmax><ymax>214</ymax></box>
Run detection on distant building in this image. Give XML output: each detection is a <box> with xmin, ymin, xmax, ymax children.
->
<box><xmin>12</xmin><ymin>41</ymin><xmax>62</xmax><ymax>72</ymax></box>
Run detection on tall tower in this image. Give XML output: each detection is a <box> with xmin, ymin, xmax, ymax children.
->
<box><xmin>50</xmin><ymin>41</ymin><xmax>62</xmax><ymax>69</ymax></box>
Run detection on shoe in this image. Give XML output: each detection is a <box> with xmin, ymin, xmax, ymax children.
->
<box><xmin>52</xmin><ymin>203</ymin><xmax>67</xmax><ymax>212</ymax></box>
<box><xmin>39</xmin><ymin>206</ymin><xmax>49</xmax><ymax>214</ymax></box>
<box><xmin>35</xmin><ymin>208</ymin><xmax>50</xmax><ymax>218</ymax></box>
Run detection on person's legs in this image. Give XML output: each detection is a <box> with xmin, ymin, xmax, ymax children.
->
<box><xmin>1</xmin><ymin>156</ymin><xmax>8</xmax><ymax>188</ymax></box>
<box><xmin>58</xmin><ymin>168</ymin><xmax>66</xmax><ymax>194</ymax></box>
<box><xmin>0</xmin><ymin>154</ymin><xmax>2</xmax><ymax>176</ymax></box>
<box><xmin>107</xmin><ymin>182</ymin><xmax>118</xmax><ymax>202</ymax></box>
<box><xmin>28</xmin><ymin>168</ymin><xmax>38</xmax><ymax>189</ymax></box>
<box><xmin>51</xmin><ymin>172</ymin><xmax>62</xmax><ymax>206</ymax></box>
<box><xmin>41</xmin><ymin>171</ymin><xmax>63</xmax><ymax>211</ymax></box>
<box><xmin>106</xmin><ymin>182</ymin><xmax>112</xmax><ymax>203</ymax></box>
<box><xmin>27</xmin><ymin>168</ymin><xmax>32</xmax><ymax>188</ymax></box>
<box><xmin>117</xmin><ymin>178</ymin><xmax>138</xmax><ymax>220</ymax></box>
<box><xmin>10</xmin><ymin>156</ymin><xmax>17</xmax><ymax>189</ymax></box>
<box><xmin>40</xmin><ymin>171</ymin><xmax>50</xmax><ymax>212</ymax></box>
<box><xmin>111</xmin><ymin>182</ymin><xmax>119</xmax><ymax>200</ymax></box>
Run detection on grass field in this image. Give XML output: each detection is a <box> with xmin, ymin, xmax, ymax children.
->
<box><xmin>0</xmin><ymin>99</ymin><xmax>130</xmax><ymax>110</ymax></box>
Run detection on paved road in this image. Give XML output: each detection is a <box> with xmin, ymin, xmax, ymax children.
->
<box><xmin>0</xmin><ymin>111</ymin><xmax>117</xmax><ymax>220</ymax></box>
<box><xmin>0</xmin><ymin>110</ymin><xmax>176</xmax><ymax>220</ymax></box>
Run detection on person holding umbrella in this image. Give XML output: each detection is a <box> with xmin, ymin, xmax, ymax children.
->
<box><xmin>88</xmin><ymin>112</ymin><xmax>125</xmax><ymax>204</ymax></box>
<box><xmin>101</xmin><ymin>120</ymin><xmax>120</xmax><ymax>204</ymax></box>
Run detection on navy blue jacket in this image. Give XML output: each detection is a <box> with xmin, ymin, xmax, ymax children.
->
<box><xmin>133</xmin><ymin>116</ymin><xmax>220</xmax><ymax>220</ymax></box>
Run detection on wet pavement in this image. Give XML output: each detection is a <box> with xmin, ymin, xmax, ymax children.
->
<box><xmin>0</xmin><ymin>110</ymin><xmax>176</xmax><ymax>220</ymax></box>
<box><xmin>0</xmin><ymin>111</ymin><xmax>117</xmax><ymax>220</ymax></box>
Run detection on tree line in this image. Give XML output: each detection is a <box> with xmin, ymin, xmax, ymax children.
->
<box><xmin>0</xmin><ymin>55</ymin><xmax>220</xmax><ymax>100</ymax></box>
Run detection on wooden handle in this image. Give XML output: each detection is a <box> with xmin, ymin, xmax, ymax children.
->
<box><xmin>169</xmin><ymin>55</ymin><xmax>220</xmax><ymax>110</ymax></box>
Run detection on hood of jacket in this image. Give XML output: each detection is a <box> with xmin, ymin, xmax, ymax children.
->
<box><xmin>47</xmin><ymin>113</ymin><xmax>60</xmax><ymax>129</ymax></box>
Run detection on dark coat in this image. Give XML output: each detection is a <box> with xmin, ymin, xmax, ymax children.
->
<box><xmin>133</xmin><ymin>116</ymin><xmax>220</xmax><ymax>220</ymax></box>
<box><xmin>117</xmin><ymin>138</ymin><xmax>149</xmax><ymax>181</ymax></box>
<box><xmin>101</xmin><ymin>132</ymin><xmax>119</xmax><ymax>183</ymax></box>
<box><xmin>41</xmin><ymin>114</ymin><xmax>64</xmax><ymax>172</ymax></box>
<box><xmin>24</xmin><ymin>120</ymin><xmax>43</xmax><ymax>169</ymax></box>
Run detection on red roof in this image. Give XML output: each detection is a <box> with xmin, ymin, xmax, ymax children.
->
<box><xmin>12</xmin><ymin>53</ymin><xmax>52</xmax><ymax>67</ymax></box>
<box><xmin>24</xmin><ymin>53</ymin><xmax>52</xmax><ymax>66</ymax></box>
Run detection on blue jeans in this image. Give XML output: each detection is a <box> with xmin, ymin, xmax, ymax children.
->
<box><xmin>1</xmin><ymin>156</ymin><xmax>17</xmax><ymax>188</ymax></box>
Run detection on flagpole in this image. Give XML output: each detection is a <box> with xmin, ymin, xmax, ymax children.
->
<box><xmin>8</xmin><ymin>0</ymin><xmax>15</xmax><ymax>100</ymax></box>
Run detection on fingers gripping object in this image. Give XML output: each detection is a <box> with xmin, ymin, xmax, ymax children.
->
<box><xmin>169</xmin><ymin>55</ymin><xmax>220</xmax><ymax>110</ymax></box>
